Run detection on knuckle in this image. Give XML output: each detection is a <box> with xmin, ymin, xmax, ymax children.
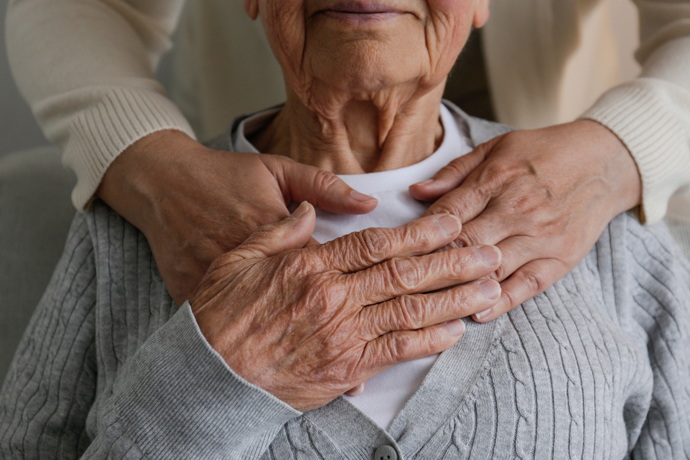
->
<box><xmin>398</xmin><ymin>295</ymin><xmax>426</xmax><ymax>328</ymax></box>
<box><xmin>502</xmin><ymin>288</ymin><xmax>521</xmax><ymax>311</ymax></box>
<box><xmin>312</xmin><ymin>360</ymin><xmax>353</xmax><ymax>385</ymax></box>
<box><xmin>458</xmin><ymin>227</ymin><xmax>483</xmax><ymax>247</ymax></box>
<box><xmin>301</xmin><ymin>273</ymin><xmax>342</xmax><ymax>316</ymax></box>
<box><xmin>439</xmin><ymin>251</ymin><xmax>466</xmax><ymax>280</ymax></box>
<box><xmin>477</xmin><ymin>163</ymin><xmax>514</xmax><ymax>195</ymax></box>
<box><xmin>386</xmin><ymin>257</ymin><xmax>421</xmax><ymax>290</ymax></box>
<box><xmin>406</xmin><ymin>221</ymin><xmax>439</xmax><ymax>252</ymax></box>
<box><xmin>519</xmin><ymin>269</ymin><xmax>548</xmax><ymax>296</ymax></box>
<box><xmin>313</xmin><ymin>169</ymin><xmax>340</xmax><ymax>192</ymax></box>
<box><xmin>390</xmin><ymin>334</ymin><xmax>417</xmax><ymax>360</ymax></box>
<box><xmin>356</xmin><ymin>228</ymin><xmax>393</xmax><ymax>263</ymax></box>
<box><xmin>443</xmin><ymin>160</ymin><xmax>469</xmax><ymax>179</ymax></box>
<box><xmin>425</xmin><ymin>327</ymin><xmax>449</xmax><ymax>352</ymax></box>
<box><xmin>493</xmin><ymin>260</ymin><xmax>510</xmax><ymax>281</ymax></box>
<box><xmin>429</xmin><ymin>202</ymin><xmax>462</xmax><ymax>220</ymax></box>
<box><xmin>510</xmin><ymin>192</ymin><xmax>543</xmax><ymax>214</ymax></box>
<box><xmin>281</xmin><ymin>249</ymin><xmax>317</xmax><ymax>274</ymax></box>
<box><xmin>445</xmin><ymin>289</ymin><xmax>472</xmax><ymax>315</ymax></box>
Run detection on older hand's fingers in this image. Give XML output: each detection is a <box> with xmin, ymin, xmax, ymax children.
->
<box><xmin>361</xmin><ymin>279</ymin><xmax>501</xmax><ymax>338</ymax></box>
<box><xmin>409</xmin><ymin>136</ymin><xmax>501</xmax><ymax>202</ymax></box>
<box><xmin>345</xmin><ymin>382</ymin><xmax>366</xmax><ymax>396</ymax></box>
<box><xmin>348</xmin><ymin>244</ymin><xmax>501</xmax><ymax>305</ymax></box>
<box><xmin>321</xmin><ymin>214</ymin><xmax>462</xmax><ymax>272</ymax></box>
<box><xmin>221</xmin><ymin>202</ymin><xmax>316</xmax><ymax>263</ymax></box>
<box><xmin>261</xmin><ymin>154</ymin><xmax>378</xmax><ymax>215</ymax></box>
<box><xmin>363</xmin><ymin>320</ymin><xmax>465</xmax><ymax>371</ymax></box>
<box><xmin>473</xmin><ymin>259</ymin><xmax>568</xmax><ymax>322</ymax></box>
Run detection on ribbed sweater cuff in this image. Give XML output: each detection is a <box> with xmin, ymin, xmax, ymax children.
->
<box><xmin>103</xmin><ymin>303</ymin><xmax>301</xmax><ymax>458</ymax></box>
<box><xmin>581</xmin><ymin>80</ymin><xmax>690</xmax><ymax>224</ymax></box>
<box><xmin>62</xmin><ymin>88</ymin><xmax>196</xmax><ymax>211</ymax></box>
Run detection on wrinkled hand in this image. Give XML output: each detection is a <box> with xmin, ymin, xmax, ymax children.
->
<box><xmin>410</xmin><ymin>120</ymin><xmax>642</xmax><ymax>321</ymax></box>
<box><xmin>190</xmin><ymin>203</ymin><xmax>502</xmax><ymax>411</ymax></box>
<box><xmin>97</xmin><ymin>130</ymin><xmax>377</xmax><ymax>305</ymax></box>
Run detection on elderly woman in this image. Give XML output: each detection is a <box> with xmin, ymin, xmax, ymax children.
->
<box><xmin>2</xmin><ymin>0</ymin><xmax>690</xmax><ymax>459</ymax></box>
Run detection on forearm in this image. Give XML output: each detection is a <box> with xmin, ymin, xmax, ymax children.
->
<box><xmin>582</xmin><ymin>0</ymin><xmax>690</xmax><ymax>223</ymax></box>
<box><xmin>6</xmin><ymin>0</ymin><xmax>195</xmax><ymax>210</ymax></box>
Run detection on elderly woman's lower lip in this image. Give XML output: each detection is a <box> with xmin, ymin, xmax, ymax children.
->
<box><xmin>322</xmin><ymin>11</ymin><xmax>403</xmax><ymax>23</ymax></box>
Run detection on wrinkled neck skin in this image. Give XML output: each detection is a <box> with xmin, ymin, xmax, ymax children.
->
<box><xmin>251</xmin><ymin>77</ymin><xmax>447</xmax><ymax>174</ymax></box>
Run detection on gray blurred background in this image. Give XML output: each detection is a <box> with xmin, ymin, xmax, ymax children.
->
<box><xmin>0</xmin><ymin>0</ymin><xmax>46</xmax><ymax>156</ymax></box>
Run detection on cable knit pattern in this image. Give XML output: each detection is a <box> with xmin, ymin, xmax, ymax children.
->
<box><xmin>2</xmin><ymin>119</ymin><xmax>690</xmax><ymax>459</ymax></box>
<box><xmin>1</xmin><ymin>205</ymin><xmax>689</xmax><ymax>460</ymax></box>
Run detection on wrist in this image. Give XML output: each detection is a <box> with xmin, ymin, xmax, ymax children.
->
<box><xmin>96</xmin><ymin>129</ymin><xmax>203</xmax><ymax>232</ymax></box>
<box><xmin>573</xmin><ymin>119</ymin><xmax>643</xmax><ymax>217</ymax></box>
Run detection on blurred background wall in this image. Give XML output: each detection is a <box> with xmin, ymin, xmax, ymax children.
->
<box><xmin>0</xmin><ymin>0</ymin><xmax>46</xmax><ymax>156</ymax></box>
<box><xmin>0</xmin><ymin>0</ymin><xmax>641</xmax><ymax>158</ymax></box>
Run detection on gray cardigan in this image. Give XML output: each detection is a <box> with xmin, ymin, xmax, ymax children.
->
<box><xmin>2</xmin><ymin>107</ymin><xmax>689</xmax><ymax>459</ymax></box>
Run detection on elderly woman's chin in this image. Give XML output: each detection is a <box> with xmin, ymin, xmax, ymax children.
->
<box><xmin>258</xmin><ymin>0</ymin><xmax>471</xmax><ymax>105</ymax></box>
<box><xmin>248</xmin><ymin>0</ymin><xmax>484</xmax><ymax>171</ymax></box>
<box><xmin>305</xmin><ymin>47</ymin><xmax>434</xmax><ymax>98</ymax></box>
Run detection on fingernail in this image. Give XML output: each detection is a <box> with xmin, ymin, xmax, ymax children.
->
<box><xmin>478</xmin><ymin>245</ymin><xmax>500</xmax><ymax>266</ymax></box>
<box><xmin>479</xmin><ymin>280</ymin><xmax>501</xmax><ymax>300</ymax></box>
<box><xmin>291</xmin><ymin>201</ymin><xmax>309</xmax><ymax>219</ymax></box>
<box><xmin>347</xmin><ymin>383</ymin><xmax>365</xmax><ymax>396</ymax></box>
<box><xmin>437</xmin><ymin>215</ymin><xmax>461</xmax><ymax>236</ymax></box>
<box><xmin>351</xmin><ymin>190</ymin><xmax>377</xmax><ymax>202</ymax></box>
<box><xmin>475</xmin><ymin>309</ymin><xmax>493</xmax><ymax>322</ymax></box>
<box><xmin>414</xmin><ymin>179</ymin><xmax>435</xmax><ymax>187</ymax></box>
<box><xmin>446</xmin><ymin>319</ymin><xmax>465</xmax><ymax>336</ymax></box>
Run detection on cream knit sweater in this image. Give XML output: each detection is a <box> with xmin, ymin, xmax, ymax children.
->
<box><xmin>6</xmin><ymin>0</ymin><xmax>690</xmax><ymax>221</ymax></box>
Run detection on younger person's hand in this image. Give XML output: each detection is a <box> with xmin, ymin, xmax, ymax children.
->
<box><xmin>97</xmin><ymin>130</ymin><xmax>378</xmax><ymax>305</ymax></box>
<box><xmin>410</xmin><ymin>120</ymin><xmax>642</xmax><ymax>321</ymax></box>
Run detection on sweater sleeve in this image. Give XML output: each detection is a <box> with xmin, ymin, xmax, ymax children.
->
<box><xmin>582</xmin><ymin>1</ymin><xmax>690</xmax><ymax>224</ymax></box>
<box><xmin>0</xmin><ymin>214</ymin><xmax>301</xmax><ymax>459</ymax></box>
<box><xmin>83</xmin><ymin>303</ymin><xmax>302</xmax><ymax>459</ymax></box>
<box><xmin>6</xmin><ymin>0</ymin><xmax>196</xmax><ymax>210</ymax></box>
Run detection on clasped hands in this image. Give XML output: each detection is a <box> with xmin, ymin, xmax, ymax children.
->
<box><xmin>191</xmin><ymin>203</ymin><xmax>501</xmax><ymax>411</ymax></box>
<box><xmin>98</xmin><ymin>119</ymin><xmax>640</xmax><ymax>410</ymax></box>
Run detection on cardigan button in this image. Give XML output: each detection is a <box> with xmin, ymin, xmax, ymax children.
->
<box><xmin>374</xmin><ymin>445</ymin><xmax>398</xmax><ymax>460</ymax></box>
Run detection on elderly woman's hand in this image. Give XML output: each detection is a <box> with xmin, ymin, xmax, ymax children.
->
<box><xmin>97</xmin><ymin>130</ymin><xmax>378</xmax><ymax>305</ymax></box>
<box><xmin>190</xmin><ymin>202</ymin><xmax>502</xmax><ymax>412</ymax></box>
<box><xmin>410</xmin><ymin>120</ymin><xmax>642</xmax><ymax>321</ymax></box>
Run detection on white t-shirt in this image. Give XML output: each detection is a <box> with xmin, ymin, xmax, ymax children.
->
<box><xmin>235</xmin><ymin>104</ymin><xmax>472</xmax><ymax>430</ymax></box>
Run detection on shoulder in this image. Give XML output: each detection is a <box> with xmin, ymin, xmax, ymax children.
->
<box><xmin>82</xmin><ymin>200</ymin><xmax>154</xmax><ymax>266</ymax></box>
<box><xmin>593</xmin><ymin>211</ymin><xmax>690</xmax><ymax>339</ymax></box>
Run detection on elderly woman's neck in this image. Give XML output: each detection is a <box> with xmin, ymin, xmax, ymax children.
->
<box><xmin>250</xmin><ymin>86</ymin><xmax>446</xmax><ymax>174</ymax></box>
